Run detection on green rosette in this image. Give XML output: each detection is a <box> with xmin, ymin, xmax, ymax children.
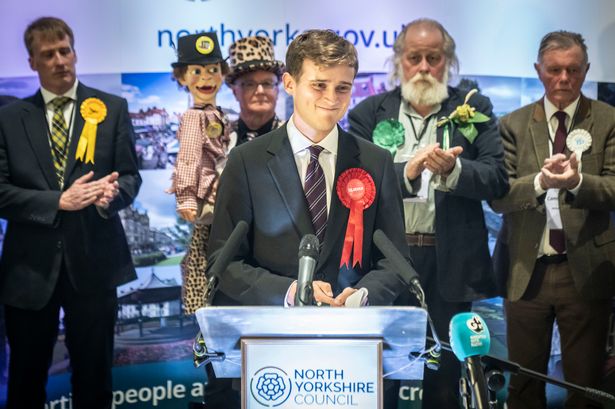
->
<box><xmin>372</xmin><ymin>119</ymin><xmax>405</xmax><ymax>156</ymax></box>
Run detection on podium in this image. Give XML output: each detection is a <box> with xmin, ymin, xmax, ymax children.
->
<box><xmin>195</xmin><ymin>306</ymin><xmax>427</xmax><ymax>408</ymax></box>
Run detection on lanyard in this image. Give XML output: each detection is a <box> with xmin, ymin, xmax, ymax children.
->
<box><xmin>407</xmin><ymin>114</ymin><xmax>433</xmax><ymax>149</ymax></box>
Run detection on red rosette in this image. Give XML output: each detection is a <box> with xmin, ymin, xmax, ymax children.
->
<box><xmin>336</xmin><ymin>168</ymin><xmax>376</xmax><ymax>268</ymax></box>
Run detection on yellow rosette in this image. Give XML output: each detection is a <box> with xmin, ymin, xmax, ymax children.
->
<box><xmin>77</xmin><ymin>98</ymin><xmax>107</xmax><ymax>164</ymax></box>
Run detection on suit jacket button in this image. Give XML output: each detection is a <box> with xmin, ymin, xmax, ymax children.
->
<box><xmin>315</xmin><ymin>272</ymin><xmax>325</xmax><ymax>280</ymax></box>
<box><xmin>56</xmin><ymin>241</ymin><xmax>63</xmax><ymax>249</ymax></box>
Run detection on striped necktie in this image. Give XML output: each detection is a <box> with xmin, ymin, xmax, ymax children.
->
<box><xmin>304</xmin><ymin>145</ymin><xmax>327</xmax><ymax>244</ymax></box>
<box><xmin>49</xmin><ymin>96</ymin><xmax>71</xmax><ymax>187</ymax></box>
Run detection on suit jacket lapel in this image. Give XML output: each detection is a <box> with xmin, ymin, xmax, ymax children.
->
<box><xmin>63</xmin><ymin>83</ymin><xmax>89</xmax><ymax>181</ymax></box>
<box><xmin>318</xmin><ymin>128</ymin><xmax>358</xmax><ymax>268</ymax></box>
<box><xmin>376</xmin><ymin>88</ymin><xmax>403</xmax><ymax>123</ymax></box>
<box><xmin>530</xmin><ymin>99</ymin><xmax>551</xmax><ymax>170</ymax></box>
<box><xmin>266</xmin><ymin>125</ymin><xmax>314</xmax><ymax>237</ymax></box>
<box><xmin>22</xmin><ymin>92</ymin><xmax>61</xmax><ymax>190</ymax></box>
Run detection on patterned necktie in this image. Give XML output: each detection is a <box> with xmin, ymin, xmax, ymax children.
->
<box><xmin>304</xmin><ymin>145</ymin><xmax>327</xmax><ymax>244</ymax></box>
<box><xmin>49</xmin><ymin>96</ymin><xmax>71</xmax><ymax>187</ymax></box>
<box><xmin>549</xmin><ymin>111</ymin><xmax>567</xmax><ymax>253</ymax></box>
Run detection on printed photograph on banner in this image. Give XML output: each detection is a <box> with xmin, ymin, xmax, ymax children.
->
<box><xmin>121</xmin><ymin>72</ymin><xmax>290</xmax><ymax>170</ymax></box>
<box><xmin>0</xmin><ymin>73</ymin><xmax>123</xmax><ymax>99</ymax></box>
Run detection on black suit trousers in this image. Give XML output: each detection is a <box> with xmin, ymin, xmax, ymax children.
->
<box><xmin>5</xmin><ymin>263</ymin><xmax>118</xmax><ymax>409</ymax></box>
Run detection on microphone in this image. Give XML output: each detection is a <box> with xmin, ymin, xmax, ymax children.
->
<box><xmin>294</xmin><ymin>234</ymin><xmax>320</xmax><ymax>306</ymax></box>
<box><xmin>204</xmin><ymin>220</ymin><xmax>249</xmax><ymax>306</ymax></box>
<box><xmin>373</xmin><ymin>230</ymin><xmax>421</xmax><ymax>291</ymax></box>
<box><xmin>449</xmin><ymin>312</ymin><xmax>491</xmax><ymax>409</ymax></box>
<box><xmin>372</xmin><ymin>230</ymin><xmax>440</xmax><ymax>369</ymax></box>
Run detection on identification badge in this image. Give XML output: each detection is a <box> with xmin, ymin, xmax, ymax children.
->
<box><xmin>405</xmin><ymin>169</ymin><xmax>431</xmax><ymax>203</ymax></box>
<box><xmin>545</xmin><ymin>189</ymin><xmax>563</xmax><ymax>229</ymax></box>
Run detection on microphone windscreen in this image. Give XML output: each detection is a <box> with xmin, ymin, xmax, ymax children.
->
<box><xmin>449</xmin><ymin>312</ymin><xmax>491</xmax><ymax>361</ymax></box>
<box><xmin>299</xmin><ymin>234</ymin><xmax>320</xmax><ymax>260</ymax></box>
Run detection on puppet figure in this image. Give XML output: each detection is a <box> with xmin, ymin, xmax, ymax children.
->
<box><xmin>170</xmin><ymin>32</ymin><xmax>230</xmax><ymax>314</ymax></box>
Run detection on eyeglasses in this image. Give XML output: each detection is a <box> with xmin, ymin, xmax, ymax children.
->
<box><xmin>238</xmin><ymin>80</ymin><xmax>279</xmax><ymax>91</ymax></box>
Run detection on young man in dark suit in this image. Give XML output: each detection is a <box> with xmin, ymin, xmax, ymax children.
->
<box><xmin>0</xmin><ymin>17</ymin><xmax>141</xmax><ymax>408</ymax></box>
<box><xmin>208</xmin><ymin>29</ymin><xmax>411</xmax><ymax>309</ymax></box>
<box><xmin>205</xmin><ymin>29</ymin><xmax>412</xmax><ymax>409</ymax></box>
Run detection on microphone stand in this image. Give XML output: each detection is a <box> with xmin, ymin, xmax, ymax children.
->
<box><xmin>427</xmin><ymin>337</ymin><xmax>615</xmax><ymax>407</ymax></box>
<box><xmin>409</xmin><ymin>284</ymin><xmax>442</xmax><ymax>371</ymax></box>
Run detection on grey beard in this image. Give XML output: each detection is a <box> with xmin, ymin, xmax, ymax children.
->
<box><xmin>400</xmin><ymin>72</ymin><xmax>449</xmax><ymax>107</ymax></box>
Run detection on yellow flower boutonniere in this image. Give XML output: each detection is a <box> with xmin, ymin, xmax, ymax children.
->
<box><xmin>436</xmin><ymin>89</ymin><xmax>490</xmax><ymax>147</ymax></box>
<box><xmin>77</xmin><ymin>97</ymin><xmax>107</xmax><ymax>164</ymax></box>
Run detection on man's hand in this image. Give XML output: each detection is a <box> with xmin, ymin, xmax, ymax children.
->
<box><xmin>94</xmin><ymin>172</ymin><xmax>120</xmax><ymax>209</ymax></box>
<box><xmin>539</xmin><ymin>153</ymin><xmax>580</xmax><ymax>190</ymax></box>
<box><xmin>59</xmin><ymin>171</ymin><xmax>105</xmax><ymax>211</ymax></box>
<box><xmin>286</xmin><ymin>280</ymin><xmax>340</xmax><ymax>306</ymax></box>
<box><xmin>178</xmin><ymin>208</ymin><xmax>197</xmax><ymax>222</ymax></box>
<box><xmin>333</xmin><ymin>287</ymin><xmax>359</xmax><ymax>307</ymax></box>
<box><xmin>424</xmin><ymin>146</ymin><xmax>463</xmax><ymax>176</ymax></box>
<box><xmin>405</xmin><ymin>143</ymin><xmax>438</xmax><ymax>180</ymax></box>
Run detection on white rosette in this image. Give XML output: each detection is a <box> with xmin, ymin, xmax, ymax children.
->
<box><xmin>566</xmin><ymin>129</ymin><xmax>592</xmax><ymax>172</ymax></box>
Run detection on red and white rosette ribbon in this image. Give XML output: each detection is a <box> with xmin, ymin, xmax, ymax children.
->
<box><xmin>336</xmin><ymin>168</ymin><xmax>376</xmax><ymax>268</ymax></box>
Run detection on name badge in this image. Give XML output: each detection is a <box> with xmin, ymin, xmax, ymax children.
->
<box><xmin>545</xmin><ymin>189</ymin><xmax>563</xmax><ymax>229</ymax></box>
<box><xmin>405</xmin><ymin>169</ymin><xmax>431</xmax><ymax>203</ymax></box>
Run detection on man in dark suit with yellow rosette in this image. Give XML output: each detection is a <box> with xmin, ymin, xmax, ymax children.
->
<box><xmin>0</xmin><ymin>17</ymin><xmax>141</xmax><ymax>409</ymax></box>
<box><xmin>492</xmin><ymin>30</ymin><xmax>615</xmax><ymax>409</ymax></box>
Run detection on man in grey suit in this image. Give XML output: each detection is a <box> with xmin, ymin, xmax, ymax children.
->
<box><xmin>492</xmin><ymin>31</ymin><xmax>615</xmax><ymax>408</ymax></box>
<box><xmin>0</xmin><ymin>17</ymin><xmax>141</xmax><ymax>408</ymax></box>
<box><xmin>348</xmin><ymin>18</ymin><xmax>508</xmax><ymax>408</ymax></box>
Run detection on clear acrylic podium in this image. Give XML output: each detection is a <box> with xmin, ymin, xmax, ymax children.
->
<box><xmin>195</xmin><ymin>306</ymin><xmax>427</xmax><ymax>379</ymax></box>
<box><xmin>195</xmin><ymin>306</ymin><xmax>427</xmax><ymax>408</ymax></box>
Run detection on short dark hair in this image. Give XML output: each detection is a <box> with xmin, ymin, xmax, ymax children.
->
<box><xmin>537</xmin><ymin>30</ymin><xmax>588</xmax><ymax>65</ymax></box>
<box><xmin>24</xmin><ymin>17</ymin><xmax>74</xmax><ymax>56</ymax></box>
<box><xmin>285</xmin><ymin>29</ymin><xmax>358</xmax><ymax>80</ymax></box>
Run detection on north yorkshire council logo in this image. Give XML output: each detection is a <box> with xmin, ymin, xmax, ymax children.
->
<box><xmin>250</xmin><ymin>366</ymin><xmax>292</xmax><ymax>407</ymax></box>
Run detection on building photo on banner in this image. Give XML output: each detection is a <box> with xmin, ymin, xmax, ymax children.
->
<box><xmin>1</xmin><ymin>0</ymin><xmax>615</xmax><ymax>408</ymax></box>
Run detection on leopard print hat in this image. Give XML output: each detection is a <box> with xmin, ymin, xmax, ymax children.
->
<box><xmin>225</xmin><ymin>36</ymin><xmax>285</xmax><ymax>85</ymax></box>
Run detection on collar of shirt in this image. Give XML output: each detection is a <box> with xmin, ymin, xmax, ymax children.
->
<box><xmin>400</xmin><ymin>99</ymin><xmax>441</xmax><ymax>120</ymax></box>
<box><xmin>40</xmin><ymin>79</ymin><xmax>79</xmax><ymax>105</ymax></box>
<box><xmin>287</xmin><ymin>114</ymin><xmax>338</xmax><ymax>157</ymax></box>
<box><xmin>41</xmin><ymin>80</ymin><xmax>79</xmax><ymax>136</ymax></box>
<box><xmin>544</xmin><ymin>94</ymin><xmax>580</xmax><ymax>134</ymax></box>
